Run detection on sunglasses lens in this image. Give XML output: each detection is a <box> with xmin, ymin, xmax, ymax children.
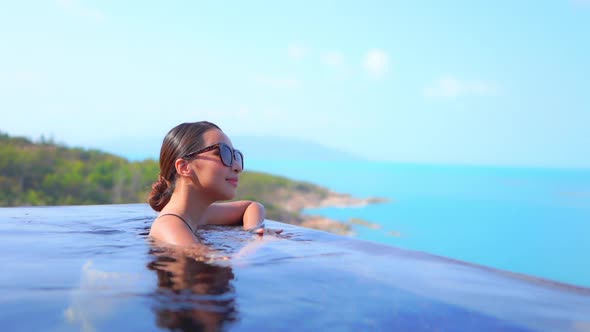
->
<box><xmin>235</xmin><ymin>151</ymin><xmax>244</xmax><ymax>169</ymax></box>
<box><xmin>220</xmin><ymin>144</ymin><xmax>233</xmax><ymax>167</ymax></box>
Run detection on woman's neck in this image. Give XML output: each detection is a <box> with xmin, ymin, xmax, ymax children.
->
<box><xmin>162</xmin><ymin>182</ymin><xmax>213</xmax><ymax>229</ymax></box>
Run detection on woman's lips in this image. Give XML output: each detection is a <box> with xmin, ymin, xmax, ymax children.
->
<box><xmin>226</xmin><ymin>178</ymin><xmax>239</xmax><ymax>187</ymax></box>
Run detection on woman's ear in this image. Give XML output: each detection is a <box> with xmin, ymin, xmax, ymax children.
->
<box><xmin>174</xmin><ymin>158</ymin><xmax>193</xmax><ymax>177</ymax></box>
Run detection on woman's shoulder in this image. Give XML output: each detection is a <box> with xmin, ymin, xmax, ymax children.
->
<box><xmin>150</xmin><ymin>213</ymin><xmax>194</xmax><ymax>239</ymax></box>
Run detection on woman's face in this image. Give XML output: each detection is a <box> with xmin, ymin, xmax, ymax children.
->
<box><xmin>189</xmin><ymin>129</ymin><xmax>242</xmax><ymax>201</ymax></box>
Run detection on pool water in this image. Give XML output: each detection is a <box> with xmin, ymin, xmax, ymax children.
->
<box><xmin>1</xmin><ymin>204</ymin><xmax>589</xmax><ymax>331</ymax></box>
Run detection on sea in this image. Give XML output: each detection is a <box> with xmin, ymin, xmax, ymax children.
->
<box><xmin>245</xmin><ymin>159</ymin><xmax>590</xmax><ymax>288</ymax></box>
<box><xmin>2</xmin><ymin>160</ymin><xmax>590</xmax><ymax>331</ymax></box>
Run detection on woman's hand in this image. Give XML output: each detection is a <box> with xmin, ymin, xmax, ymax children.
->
<box><xmin>243</xmin><ymin>202</ymin><xmax>283</xmax><ymax>235</ymax></box>
<box><xmin>202</xmin><ymin>201</ymin><xmax>283</xmax><ymax>235</ymax></box>
<box><xmin>246</xmin><ymin>223</ymin><xmax>284</xmax><ymax>236</ymax></box>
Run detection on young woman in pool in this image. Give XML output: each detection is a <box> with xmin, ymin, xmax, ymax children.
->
<box><xmin>148</xmin><ymin>121</ymin><xmax>280</xmax><ymax>247</ymax></box>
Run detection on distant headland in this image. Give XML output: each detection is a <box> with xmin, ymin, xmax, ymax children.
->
<box><xmin>0</xmin><ymin>131</ymin><xmax>389</xmax><ymax>234</ymax></box>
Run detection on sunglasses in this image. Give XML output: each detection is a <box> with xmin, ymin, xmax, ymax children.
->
<box><xmin>183</xmin><ymin>142</ymin><xmax>244</xmax><ymax>169</ymax></box>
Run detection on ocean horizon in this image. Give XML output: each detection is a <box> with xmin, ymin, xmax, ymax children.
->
<box><xmin>245</xmin><ymin>159</ymin><xmax>590</xmax><ymax>288</ymax></box>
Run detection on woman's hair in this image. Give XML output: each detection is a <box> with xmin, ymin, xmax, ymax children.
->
<box><xmin>148</xmin><ymin>121</ymin><xmax>221</xmax><ymax>211</ymax></box>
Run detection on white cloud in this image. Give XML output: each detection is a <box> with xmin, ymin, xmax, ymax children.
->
<box><xmin>64</xmin><ymin>261</ymin><xmax>140</xmax><ymax>332</ymax></box>
<box><xmin>363</xmin><ymin>49</ymin><xmax>389</xmax><ymax>78</ymax></box>
<box><xmin>56</xmin><ymin>0</ymin><xmax>105</xmax><ymax>22</ymax></box>
<box><xmin>424</xmin><ymin>76</ymin><xmax>500</xmax><ymax>99</ymax></box>
<box><xmin>13</xmin><ymin>71</ymin><xmax>41</xmax><ymax>84</ymax></box>
<box><xmin>0</xmin><ymin>70</ymin><xmax>43</xmax><ymax>87</ymax></box>
<box><xmin>252</xmin><ymin>75</ymin><xmax>301</xmax><ymax>89</ymax></box>
<box><xmin>320</xmin><ymin>51</ymin><xmax>346</xmax><ymax>69</ymax></box>
<box><xmin>287</xmin><ymin>44</ymin><xmax>308</xmax><ymax>60</ymax></box>
<box><xmin>573</xmin><ymin>0</ymin><xmax>590</xmax><ymax>7</ymax></box>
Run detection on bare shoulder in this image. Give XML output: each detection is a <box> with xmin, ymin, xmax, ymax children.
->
<box><xmin>149</xmin><ymin>215</ymin><xmax>197</xmax><ymax>247</ymax></box>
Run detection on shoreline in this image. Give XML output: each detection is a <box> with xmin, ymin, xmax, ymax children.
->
<box><xmin>285</xmin><ymin>191</ymin><xmax>390</xmax><ymax>236</ymax></box>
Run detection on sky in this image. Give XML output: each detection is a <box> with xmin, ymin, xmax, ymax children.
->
<box><xmin>1</xmin><ymin>0</ymin><xmax>589</xmax><ymax>168</ymax></box>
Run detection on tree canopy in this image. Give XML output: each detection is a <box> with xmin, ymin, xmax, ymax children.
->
<box><xmin>0</xmin><ymin>131</ymin><xmax>329</xmax><ymax>224</ymax></box>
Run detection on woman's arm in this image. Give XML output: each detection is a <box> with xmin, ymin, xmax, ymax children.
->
<box><xmin>203</xmin><ymin>200</ymin><xmax>265</xmax><ymax>230</ymax></box>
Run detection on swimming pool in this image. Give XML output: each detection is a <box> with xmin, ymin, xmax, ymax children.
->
<box><xmin>0</xmin><ymin>204</ymin><xmax>589</xmax><ymax>331</ymax></box>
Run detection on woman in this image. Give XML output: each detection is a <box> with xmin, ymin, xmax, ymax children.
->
<box><xmin>148</xmin><ymin>121</ymin><xmax>279</xmax><ymax>247</ymax></box>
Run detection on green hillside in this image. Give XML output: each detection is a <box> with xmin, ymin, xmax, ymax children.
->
<box><xmin>0</xmin><ymin>132</ymin><xmax>330</xmax><ymax>224</ymax></box>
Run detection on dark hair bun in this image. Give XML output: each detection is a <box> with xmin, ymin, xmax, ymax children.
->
<box><xmin>148</xmin><ymin>176</ymin><xmax>172</xmax><ymax>212</ymax></box>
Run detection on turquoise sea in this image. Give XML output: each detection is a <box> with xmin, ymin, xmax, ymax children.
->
<box><xmin>246</xmin><ymin>159</ymin><xmax>590</xmax><ymax>288</ymax></box>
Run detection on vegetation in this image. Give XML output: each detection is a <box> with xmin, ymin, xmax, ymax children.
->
<box><xmin>0</xmin><ymin>131</ymin><xmax>330</xmax><ymax>224</ymax></box>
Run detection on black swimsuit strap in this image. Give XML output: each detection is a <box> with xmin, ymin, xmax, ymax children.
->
<box><xmin>157</xmin><ymin>213</ymin><xmax>194</xmax><ymax>233</ymax></box>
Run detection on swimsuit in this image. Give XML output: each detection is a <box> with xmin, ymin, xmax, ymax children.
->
<box><xmin>157</xmin><ymin>213</ymin><xmax>194</xmax><ymax>233</ymax></box>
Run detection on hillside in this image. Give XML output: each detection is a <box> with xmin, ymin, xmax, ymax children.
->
<box><xmin>0</xmin><ymin>132</ymin><xmax>379</xmax><ymax>234</ymax></box>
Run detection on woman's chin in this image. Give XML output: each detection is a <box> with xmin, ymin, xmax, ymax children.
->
<box><xmin>219</xmin><ymin>189</ymin><xmax>237</xmax><ymax>201</ymax></box>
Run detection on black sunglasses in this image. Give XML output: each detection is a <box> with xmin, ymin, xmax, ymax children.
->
<box><xmin>183</xmin><ymin>142</ymin><xmax>244</xmax><ymax>169</ymax></box>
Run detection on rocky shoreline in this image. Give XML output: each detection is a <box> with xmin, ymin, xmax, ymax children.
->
<box><xmin>284</xmin><ymin>191</ymin><xmax>390</xmax><ymax>236</ymax></box>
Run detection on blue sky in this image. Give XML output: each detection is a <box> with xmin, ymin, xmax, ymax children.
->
<box><xmin>1</xmin><ymin>1</ymin><xmax>589</xmax><ymax>168</ymax></box>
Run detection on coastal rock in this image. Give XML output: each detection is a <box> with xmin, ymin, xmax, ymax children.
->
<box><xmin>273</xmin><ymin>191</ymin><xmax>388</xmax><ymax>235</ymax></box>
<box><xmin>278</xmin><ymin>190</ymin><xmax>389</xmax><ymax>213</ymax></box>
<box><xmin>349</xmin><ymin>217</ymin><xmax>382</xmax><ymax>229</ymax></box>
<box><xmin>300</xmin><ymin>215</ymin><xmax>354</xmax><ymax>236</ymax></box>
<box><xmin>235</xmin><ymin>171</ymin><xmax>389</xmax><ymax>236</ymax></box>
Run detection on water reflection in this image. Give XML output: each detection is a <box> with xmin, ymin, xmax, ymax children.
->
<box><xmin>147</xmin><ymin>248</ymin><xmax>237</xmax><ymax>332</ymax></box>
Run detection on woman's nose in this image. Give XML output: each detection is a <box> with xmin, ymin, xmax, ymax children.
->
<box><xmin>232</xmin><ymin>159</ymin><xmax>242</xmax><ymax>173</ymax></box>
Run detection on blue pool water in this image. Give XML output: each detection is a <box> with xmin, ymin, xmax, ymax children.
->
<box><xmin>1</xmin><ymin>204</ymin><xmax>589</xmax><ymax>331</ymax></box>
<box><xmin>246</xmin><ymin>160</ymin><xmax>590</xmax><ymax>288</ymax></box>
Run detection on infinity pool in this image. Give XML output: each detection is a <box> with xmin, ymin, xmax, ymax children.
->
<box><xmin>1</xmin><ymin>204</ymin><xmax>589</xmax><ymax>331</ymax></box>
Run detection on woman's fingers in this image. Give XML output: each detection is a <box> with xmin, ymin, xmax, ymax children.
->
<box><xmin>253</xmin><ymin>228</ymin><xmax>284</xmax><ymax>236</ymax></box>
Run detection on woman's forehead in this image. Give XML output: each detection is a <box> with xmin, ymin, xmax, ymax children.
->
<box><xmin>202</xmin><ymin>129</ymin><xmax>232</xmax><ymax>147</ymax></box>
